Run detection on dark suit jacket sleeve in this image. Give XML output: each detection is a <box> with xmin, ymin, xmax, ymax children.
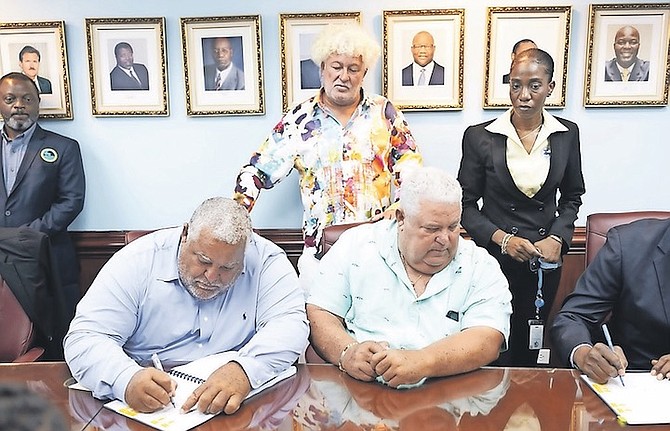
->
<box><xmin>550</xmin><ymin>228</ymin><xmax>624</xmax><ymax>365</ymax></box>
<box><xmin>27</xmin><ymin>131</ymin><xmax>85</xmax><ymax>235</ymax></box>
<box><xmin>457</xmin><ymin>124</ymin><xmax>500</xmax><ymax>246</ymax></box>
<box><xmin>551</xmin><ymin>121</ymin><xmax>585</xmax><ymax>249</ymax></box>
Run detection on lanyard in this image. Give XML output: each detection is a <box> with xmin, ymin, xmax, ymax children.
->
<box><xmin>533</xmin><ymin>259</ymin><xmax>561</xmax><ymax>319</ymax></box>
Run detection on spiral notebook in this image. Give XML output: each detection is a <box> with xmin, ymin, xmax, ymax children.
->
<box><xmin>104</xmin><ymin>351</ymin><xmax>297</xmax><ymax>431</ymax></box>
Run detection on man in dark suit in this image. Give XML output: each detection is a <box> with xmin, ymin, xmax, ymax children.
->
<box><xmin>401</xmin><ymin>31</ymin><xmax>444</xmax><ymax>86</ymax></box>
<box><xmin>203</xmin><ymin>37</ymin><xmax>245</xmax><ymax>91</ymax></box>
<box><xmin>551</xmin><ymin>218</ymin><xmax>670</xmax><ymax>383</ymax></box>
<box><xmin>110</xmin><ymin>42</ymin><xmax>150</xmax><ymax>91</ymax></box>
<box><xmin>604</xmin><ymin>25</ymin><xmax>650</xmax><ymax>82</ymax></box>
<box><xmin>18</xmin><ymin>45</ymin><xmax>52</xmax><ymax>95</ymax></box>
<box><xmin>0</xmin><ymin>72</ymin><xmax>85</xmax><ymax>320</ymax></box>
<box><xmin>502</xmin><ymin>39</ymin><xmax>537</xmax><ymax>84</ymax></box>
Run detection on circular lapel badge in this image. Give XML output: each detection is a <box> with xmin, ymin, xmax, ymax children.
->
<box><xmin>40</xmin><ymin>148</ymin><xmax>58</xmax><ymax>163</ymax></box>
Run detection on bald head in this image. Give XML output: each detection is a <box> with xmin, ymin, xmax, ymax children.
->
<box><xmin>613</xmin><ymin>26</ymin><xmax>641</xmax><ymax>68</ymax></box>
<box><xmin>411</xmin><ymin>31</ymin><xmax>435</xmax><ymax>67</ymax></box>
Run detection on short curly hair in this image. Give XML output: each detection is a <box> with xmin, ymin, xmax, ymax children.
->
<box><xmin>311</xmin><ymin>23</ymin><xmax>381</xmax><ymax>69</ymax></box>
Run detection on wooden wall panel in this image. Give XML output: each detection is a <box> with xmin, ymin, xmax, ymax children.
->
<box><xmin>72</xmin><ymin>228</ymin><xmax>586</xmax><ymax>304</ymax></box>
<box><xmin>72</xmin><ymin>229</ymin><xmax>304</xmax><ymax>295</ymax></box>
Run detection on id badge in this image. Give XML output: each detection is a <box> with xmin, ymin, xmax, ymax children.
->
<box><xmin>528</xmin><ymin>319</ymin><xmax>544</xmax><ymax>350</ymax></box>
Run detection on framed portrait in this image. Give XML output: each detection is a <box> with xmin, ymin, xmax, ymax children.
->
<box><xmin>181</xmin><ymin>15</ymin><xmax>264</xmax><ymax>116</ymax></box>
<box><xmin>584</xmin><ymin>3</ymin><xmax>670</xmax><ymax>107</ymax></box>
<box><xmin>85</xmin><ymin>17</ymin><xmax>168</xmax><ymax>116</ymax></box>
<box><xmin>383</xmin><ymin>9</ymin><xmax>465</xmax><ymax>111</ymax></box>
<box><xmin>279</xmin><ymin>12</ymin><xmax>360</xmax><ymax>112</ymax></box>
<box><xmin>484</xmin><ymin>6</ymin><xmax>572</xmax><ymax>109</ymax></box>
<box><xmin>0</xmin><ymin>21</ymin><xmax>72</xmax><ymax>119</ymax></box>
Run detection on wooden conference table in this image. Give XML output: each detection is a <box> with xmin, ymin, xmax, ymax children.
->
<box><xmin>1</xmin><ymin>362</ymin><xmax>669</xmax><ymax>431</ymax></box>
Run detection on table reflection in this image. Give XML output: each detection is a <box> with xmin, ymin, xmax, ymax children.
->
<box><xmin>0</xmin><ymin>362</ymin><xmax>95</xmax><ymax>429</ymax></box>
<box><xmin>293</xmin><ymin>365</ymin><xmax>510</xmax><ymax>430</ymax></box>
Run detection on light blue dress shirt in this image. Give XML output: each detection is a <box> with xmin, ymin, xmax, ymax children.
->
<box><xmin>1</xmin><ymin>123</ymin><xmax>36</xmax><ymax>193</ymax></box>
<box><xmin>64</xmin><ymin>227</ymin><xmax>308</xmax><ymax>402</ymax></box>
<box><xmin>308</xmin><ymin>220</ymin><xmax>512</xmax><ymax>351</ymax></box>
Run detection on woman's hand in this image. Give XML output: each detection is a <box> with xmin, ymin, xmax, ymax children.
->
<box><xmin>534</xmin><ymin>237</ymin><xmax>562</xmax><ymax>262</ymax></box>
<box><xmin>505</xmin><ymin>236</ymin><xmax>542</xmax><ymax>262</ymax></box>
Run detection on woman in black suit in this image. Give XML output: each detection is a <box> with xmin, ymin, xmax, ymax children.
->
<box><xmin>457</xmin><ymin>49</ymin><xmax>585</xmax><ymax>366</ymax></box>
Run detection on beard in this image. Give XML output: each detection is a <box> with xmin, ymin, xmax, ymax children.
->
<box><xmin>6</xmin><ymin>115</ymin><xmax>35</xmax><ymax>133</ymax></box>
<box><xmin>178</xmin><ymin>261</ymin><xmax>241</xmax><ymax>301</ymax></box>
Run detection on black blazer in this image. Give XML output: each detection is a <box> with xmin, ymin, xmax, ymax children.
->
<box><xmin>0</xmin><ymin>227</ymin><xmax>68</xmax><ymax>359</ymax></box>
<box><xmin>551</xmin><ymin>219</ymin><xmax>670</xmax><ymax>369</ymax></box>
<box><xmin>457</xmin><ymin>116</ymin><xmax>585</xmax><ymax>253</ymax></box>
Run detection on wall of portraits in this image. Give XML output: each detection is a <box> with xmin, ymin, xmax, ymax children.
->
<box><xmin>2</xmin><ymin>0</ymin><xmax>669</xmax><ymax>231</ymax></box>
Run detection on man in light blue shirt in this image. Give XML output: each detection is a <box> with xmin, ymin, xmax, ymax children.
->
<box><xmin>307</xmin><ymin>167</ymin><xmax>511</xmax><ymax>388</ymax></box>
<box><xmin>64</xmin><ymin>197</ymin><xmax>308</xmax><ymax>415</ymax></box>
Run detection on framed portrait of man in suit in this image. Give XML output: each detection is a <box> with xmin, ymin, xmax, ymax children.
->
<box><xmin>383</xmin><ymin>9</ymin><xmax>464</xmax><ymax>111</ymax></box>
<box><xmin>484</xmin><ymin>6</ymin><xmax>571</xmax><ymax>109</ymax></box>
<box><xmin>584</xmin><ymin>3</ymin><xmax>670</xmax><ymax>107</ymax></box>
<box><xmin>279</xmin><ymin>12</ymin><xmax>360</xmax><ymax>112</ymax></box>
<box><xmin>0</xmin><ymin>21</ymin><xmax>72</xmax><ymax>119</ymax></box>
<box><xmin>181</xmin><ymin>15</ymin><xmax>263</xmax><ymax>116</ymax></box>
<box><xmin>85</xmin><ymin>17</ymin><xmax>168</xmax><ymax>116</ymax></box>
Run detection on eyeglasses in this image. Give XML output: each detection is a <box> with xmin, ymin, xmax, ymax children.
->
<box><xmin>411</xmin><ymin>44</ymin><xmax>434</xmax><ymax>49</ymax></box>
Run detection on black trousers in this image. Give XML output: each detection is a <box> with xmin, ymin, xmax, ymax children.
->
<box><xmin>493</xmin><ymin>256</ymin><xmax>562</xmax><ymax>367</ymax></box>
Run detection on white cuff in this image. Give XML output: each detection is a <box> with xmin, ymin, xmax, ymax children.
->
<box><xmin>569</xmin><ymin>343</ymin><xmax>593</xmax><ymax>369</ymax></box>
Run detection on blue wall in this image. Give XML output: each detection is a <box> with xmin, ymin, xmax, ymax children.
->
<box><xmin>4</xmin><ymin>0</ymin><xmax>669</xmax><ymax>231</ymax></box>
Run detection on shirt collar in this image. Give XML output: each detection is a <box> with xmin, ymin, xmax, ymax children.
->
<box><xmin>312</xmin><ymin>87</ymin><xmax>371</xmax><ymax>115</ymax></box>
<box><xmin>616</xmin><ymin>61</ymin><xmax>636</xmax><ymax>73</ymax></box>
<box><xmin>414</xmin><ymin>61</ymin><xmax>435</xmax><ymax>74</ymax></box>
<box><xmin>2</xmin><ymin>122</ymin><xmax>37</xmax><ymax>145</ymax></box>
<box><xmin>486</xmin><ymin>108</ymin><xmax>567</xmax><ymax>143</ymax></box>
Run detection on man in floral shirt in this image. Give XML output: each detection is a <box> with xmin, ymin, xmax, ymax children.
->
<box><xmin>234</xmin><ymin>23</ymin><xmax>422</xmax><ymax>291</ymax></box>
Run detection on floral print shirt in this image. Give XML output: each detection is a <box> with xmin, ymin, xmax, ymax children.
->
<box><xmin>234</xmin><ymin>90</ymin><xmax>422</xmax><ymax>251</ymax></box>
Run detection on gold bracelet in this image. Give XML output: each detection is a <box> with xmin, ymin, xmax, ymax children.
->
<box><xmin>338</xmin><ymin>342</ymin><xmax>358</xmax><ymax>372</ymax></box>
<box><xmin>501</xmin><ymin>233</ymin><xmax>514</xmax><ymax>255</ymax></box>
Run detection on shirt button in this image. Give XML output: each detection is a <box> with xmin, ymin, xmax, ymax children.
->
<box><xmin>4</xmin><ymin>210</ymin><xmax>10</xmax><ymax>216</ymax></box>
<box><xmin>538</xmin><ymin>227</ymin><xmax>547</xmax><ymax>235</ymax></box>
<box><xmin>203</xmin><ymin>316</ymin><xmax>208</xmax><ymax>322</ymax></box>
<box><xmin>511</xmin><ymin>226</ymin><xmax>519</xmax><ymax>234</ymax></box>
<box><xmin>538</xmin><ymin>206</ymin><xmax>544</xmax><ymax>211</ymax></box>
<box><xmin>198</xmin><ymin>343</ymin><xmax>203</xmax><ymax>348</ymax></box>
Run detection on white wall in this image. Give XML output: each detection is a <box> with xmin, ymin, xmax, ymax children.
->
<box><xmin>4</xmin><ymin>0</ymin><xmax>669</xmax><ymax>231</ymax></box>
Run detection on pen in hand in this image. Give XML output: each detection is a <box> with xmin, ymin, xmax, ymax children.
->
<box><xmin>151</xmin><ymin>353</ymin><xmax>176</xmax><ymax>408</ymax></box>
<box><xmin>602</xmin><ymin>324</ymin><xmax>625</xmax><ymax>386</ymax></box>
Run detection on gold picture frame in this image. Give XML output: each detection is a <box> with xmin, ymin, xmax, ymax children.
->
<box><xmin>85</xmin><ymin>17</ymin><xmax>168</xmax><ymax>116</ymax></box>
<box><xmin>181</xmin><ymin>15</ymin><xmax>264</xmax><ymax>116</ymax></box>
<box><xmin>0</xmin><ymin>21</ymin><xmax>72</xmax><ymax>119</ymax></box>
<box><xmin>279</xmin><ymin>12</ymin><xmax>360</xmax><ymax>112</ymax></box>
<box><xmin>484</xmin><ymin>6</ymin><xmax>572</xmax><ymax>109</ymax></box>
<box><xmin>584</xmin><ymin>3</ymin><xmax>670</xmax><ymax>107</ymax></box>
<box><xmin>382</xmin><ymin>9</ymin><xmax>465</xmax><ymax>111</ymax></box>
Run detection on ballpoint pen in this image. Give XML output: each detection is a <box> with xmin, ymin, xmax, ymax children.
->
<box><xmin>151</xmin><ymin>353</ymin><xmax>176</xmax><ymax>408</ymax></box>
<box><xmin>602</xmin><ymin>324</ymin><xmax>625</xmax><ymax>386</ymax></box>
